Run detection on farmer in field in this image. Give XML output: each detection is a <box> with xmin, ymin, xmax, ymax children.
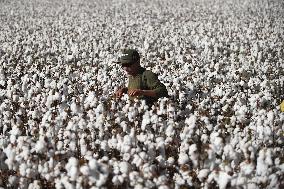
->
<box><xmin>115</xmin><ymin>49</ymin><xmax>168</xmax><ymax>105</ymax></box>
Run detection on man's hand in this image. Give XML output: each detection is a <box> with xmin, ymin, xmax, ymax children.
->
<box><xmin>128</xmin><ymin>89</ymin><xmax>144</xmax><ymax>97</ymax></box>
<box><xmin>115</xmin><ymin>88</ymin><xmax>127</xmax><ymax>98</ymax></box>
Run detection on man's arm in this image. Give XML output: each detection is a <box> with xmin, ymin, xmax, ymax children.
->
<box><xmin>115</xmin><ymin>87</ymin><xmax>128</xmax><ymax>98</ymax></box>
<box><xmin>128</xmin><ymin>89</ymin><xmax>156</xmax><ymax>97</ymax></box>
<box><xmin>129</xmin><ymin>71</ymin><xmax>168</xmax><ymax>98</ymax></box>
<box><xmin>144</xmin><ymin>71</ymin><xmax>168</xmax><ymax>98</ymax></box>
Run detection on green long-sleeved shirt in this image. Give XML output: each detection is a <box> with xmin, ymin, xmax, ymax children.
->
<box><xmin>127</xmin><ymin>67</ymin><xmax>168</xmax><ymax>104</ymax></box>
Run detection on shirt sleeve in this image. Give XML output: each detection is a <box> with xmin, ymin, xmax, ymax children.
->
<box><xmin>145</xmin><ymin>71</ymin><xmax>168</xmax><ymax>98</ymax></box>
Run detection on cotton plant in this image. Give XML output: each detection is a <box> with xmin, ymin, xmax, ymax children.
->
<box><xmin>1</xmin><ymin>0</ymin><xmax>284</xmax><ymax>188</ymax></box>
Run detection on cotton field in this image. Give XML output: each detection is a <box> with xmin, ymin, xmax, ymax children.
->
<box><xmin>0</xmin><ymin>0</ymin><xmax>284</xmax><ymax>188</ymax></box>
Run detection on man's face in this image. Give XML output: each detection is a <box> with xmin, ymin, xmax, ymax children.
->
<box><xmin>122</xmin><ymin>61</ymin><xmax>139</xmax><ymax>76</ymax></box>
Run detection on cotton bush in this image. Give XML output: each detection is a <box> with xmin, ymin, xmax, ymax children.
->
<box><xmin>0</xmin><ymin>0</ymin><xmax>283</xmax><ymax>188</ymax></box>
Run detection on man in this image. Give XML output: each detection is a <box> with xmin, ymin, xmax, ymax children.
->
<box><xmin>115</xmin><ymin>49</ymin><xmax>168</xmax><ymax>105</ymax></box>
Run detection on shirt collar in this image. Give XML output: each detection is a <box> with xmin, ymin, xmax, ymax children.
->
<box><xmin>129</xmin><ymin>67</ymin><xmax>145</xmax><ymax>77</ymax></box>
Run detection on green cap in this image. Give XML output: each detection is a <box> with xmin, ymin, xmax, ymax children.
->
<box><xmin>117</xmin><ymin>49</ymin><xmax>140</xmax><ymax>65</ymax></box>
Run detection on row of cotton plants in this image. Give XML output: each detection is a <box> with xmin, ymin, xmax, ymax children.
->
<box><xmin>0</xmin><ymin>0</ymin><xmax>283</xmax><ymax>188</ymax></box>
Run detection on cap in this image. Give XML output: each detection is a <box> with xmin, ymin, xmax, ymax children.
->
<box><xmin>117</xmin><ymin>49</ymin><xmax>140</xmax><ymax>65</ymax></box>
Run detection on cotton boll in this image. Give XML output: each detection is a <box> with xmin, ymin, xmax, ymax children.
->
<box><xmin>137</xmin><ymin>133</ymin><xmax>147</xmax><ymax>143</ymax></box>
<box><xmin>134</xmin><ymin>184</ymin><xmax>144</xmax><ymax>189</ymax></box>
<box><xmin>65</xmin><ymin>157</ymin><xmax>79</xmax><ymax>181</ymax></box>
<box><xmin>108</xmin><ymin>137</ymin><xmax>118</xmax><ymax>149</ymax></box>
<box><xmin>156</xmin><ymin>155</ymin><xmax>166</xmax><ymax>167</ymax></box>
<box><xmin>266</xmin><ymin>110</ymin><xmax>274</xmax><ymax>123</ymax></box>
<box><xmin>179</xmin><ymin>142</ymin><xmax>189</xmax><ymax>153</ymax></box>
<box><xmin>264</xmin><ymin>149</ymin><xmax>273</xmax><ymax>166</ymax></box>
<box><xmin>78</xmin><ymin>118</ymin><xmax>86</xmax><ymax>130</ymax></box>
<box><xmin>119</xmin><ymin>161</ymin><xmax>131</xmax><ymax>174</ymax></box>
<box><xmin>165</xmin><ymin>125</ymin><xmax>175</xmax><ymax>137</ymax></box>
<box><xmin>100</xmin><ymin>156</ymin><xmax>109</xmax><ymax>163</ymax></box>
<box><xmin>173</xmin><ymin>173</ymin><xmax>185</xmax><ymax>185</ymax></box>
<box><xmin>34</xmin><ymin>136</ymin><xmax>47</xmax><ymax>153</ymax></box>
<box><xmin>28</xmin><ymin>180</ymin><xmax>41</xmax><ymax>189</ymax></box>
<box><xmin>222</xmin><ymin>104</ymin><xmax>229</xmax><ymax>112</ymax></box>
<box><xmin>0</xmin><ymin>151</ymin><xmax>8</xmax><ymax>172</ymax></box>
<box><xmin>141</xmin><ymin>111</ymin><xmax>151</xmax><ymax>130</ymax></box>
<box><xmin>154</xmin><ymin>175</ymin><xmax>168</xmax><ymax>186</ymax></box>
<box><xmin>234</xmin><ymin>105</ymin><xmax>248</xmax><ymax>122</ymax></box>
<box><xmin>268</xmin><ymin>173</ymin><xmax>281</xmax><ymax>189</ymax></box>
<box><xmin>132</xmin><ymin>154</ymin><xmax>143</xmax><ymax>168</ymax></box>
<box><xmin>142</xmin><ymin>163</ymin><xmax>157</xmax><ymax>179</ymax></box>
<box><xmin>129</xmin><ymin>171</ymin><xmax>144</xmax><ymax>186</ymax></box>
<box><xmin>54</xmin><ymin>177</ymin><xmax>63</xmax><ymax>189</ymax></box>
<box><xmin>178</xmin><ymin>153</ymin><xmax>189</xmax><ymax>165</ymax></box>
<box><xmin>240</xmin><ymin>160</ymin><xmax>255</xmax><ymax>176</ymax></box>
<box><xmin>45</xmin><ymin>94</ymin><xmax>55</xmax><ymax>108</ymax></box>
<box><xmin>207</xmin><ymin>171</ymin><xmax>231</xmax><ymax>189</ymax></box>
<box><xmin>128</xmin><ymin>107</ymin><xmax>138</xmax><ymax>122</ymax></box>
<box><xmin>256</xmin><ymin>149</ymin><xmax>269</xmax><ymax>176</ymax></box>
<box><xmin>80</xmin><ymin>165</ymin><xmax>89</xmax><ymax>176</ymax></box>
<box><xmin>223</xmin><ymin>144</ymin><xmax>237</xmax><ymax>160</ymax></box>
<box><xmin>9</xmin><ymin>126</ymin><xmax>21</xmax><ymax>137</ymax></box>
<box><xmin>70</xmin><ymin>99</ymin><xmax>81</xmax><ymax>114</ymax></box>
<box><xmin>167</xmin><ymin>104</ymin><xmax>176</xmax><ymax>118</ymax></box>
<box><xmin>80</xmin><ymin>144</ymin><xmax>88</xmax><ymax>156</ymax></box>
<box><xmin>114</xmin><ymin>115</ymin><xmax>121</xmax><ymax>125</ymax></box>
<box><xmin>230</xmin><ymin>175</ymin><xmax>247</xmax><ymax>187</ymax></box>
<box><xmin>69</xmin><ymin>140</ymin><xmax>77</xmax><ymax>151</ymax></box>
<box><xmin>88</xmin><ymin>159</ymin><xmax>109</xmax><ymax>187</ymax></box>
<box><xmin>66</xmin><ymin>54</ymin><xmax>74</xmax><ymax>62</ymax></box>
<box><xmin>122</xmin><ymin>153</ymin><xmax>130</xmax><ymax>161</ymax></box>
<box><xmin>49</xmin><ymin>80</ymin><xmax>57</xmax><ymax>89</ymax></box>
<box><xmin>57</xmin><ymin>141</ymin><xmax>64</xmax><ymax>151</ymax></box>
<box><xmin>19</xmin><ymin>177</ymin><xmax>29</xmax><ymax>189</ymax></box>
<box><xmin>217</xmin><ymin>171</ymin><xmax>232</xmax><ymax>189</ymax></box>
<box><xmin>19</xmin><ymin>163</ymin><xmax>28</xmax><ymax>177</ymax></box>
<box><xmin>182</xmin><ymin>115</ymin><xmax>196</xmax><ymax>137</ymax></box>
<box><xmin>167</xmin><ymin>157</ymin><xmax>175</xmax><ymax>166</ymax></box>
<box><xmin>146</xmin><ymin>143</ymin><xmax>156</xmax><ymax>161</ymax></box>
<box><xmin>112</xmin><ymin>175</ymin><xmax>122</xmax><ymax>185</ymax></box>
<box><xmin>110</xmin><ymin>100</ymin><xmax>117</xmax><ymax>110</ymax></box>
<box><xmin>158</xmin><ymin>185</ymin><xmax>170</xmax><ymax>189</ymax></box>
<box><xmin>41</xmin><ymin>162</ymin><xmax>50</xmax><ymax>176</ymax></box>
<box><xmin>197</xmin><ymin>169</ymin><xmax>209</xmax><ymax>181</ymax></box>
<box><xmin>60</xmin><ymin>176</ymin><xmax>75</xmax><ymax>189</ymax></box>
<box><xmin>201</xmin><ymin>134</ymin><xmax>209</xmax><ymax>143</ymax></box>
<box><xmin>139</xmin><ymin>151</ymin><xmax>150</xmax><ymax>162</ymax></box>
<box><xmin>230</xmin><ymin>116</ymin><xmax>236</xmax><ymax>126</ymax></box>
<box><xmin>150</xmin><ymin>113</ymin><xmax>159</xmax><ymax>125</ymax></box>
<box><xmin>31</xmin><ymin>109</ymin><xmax>40</xmax><ymax>120</ymax></box>
<box><xmin>120</xmin><ymin>121</ymin><xmax>128</xmax><ymax>132</ymax></box>
<box><xmin>145</xmin><ymin>179</ymin><xmax>156</xmax><ymax>188</ymax></box>
<box><xmin>37</xmin><ymin>163</ymin><xmax>44</xmax><ymax>175</ymax></box>
<box><xmin>210</xmin><ymin>133</ymin><xmax>224</xmax><ymax>155</ymax></box>
<box><xmin>8</xmin><ymin>176</ymin><xmax>19</xmax><ymax>188</ymax></box>
<box><xmin>188</xmin><ymin>144</ymin><xmax>198</xmax><ymax>167</ymax></box>
<box><xmin>156</xmin><ymin>137</ymin><xmax>165</xmax><ymax>148</ymax></box>
<box><xmin>112</xmin><ymin>162</ymin><xmax>120</xmax><ymax>175</ymax></box>
<box><xmin>100</xmin><ymin>140</ymin><xmax>109</xmax><ymax>151</ymax></box>
<box><xmin>84</xmin><ymin>92</ymin><xmax>97</xmax><ymax>109</ymax></box>
<box><xmin>120</xmin><ymin>141</ymin><xmax>131</xmax><ymax>154</ymax></box>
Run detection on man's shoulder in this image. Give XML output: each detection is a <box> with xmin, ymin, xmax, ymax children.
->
<box><xmin>143</xmin><ymin>69</ymin><xmax>156</xmax><ymax>78</ymax></box>
<box><xmin>142</xmin><ymin>69</ymin><xmax>160</xmax><ymax>85</ymax></box>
